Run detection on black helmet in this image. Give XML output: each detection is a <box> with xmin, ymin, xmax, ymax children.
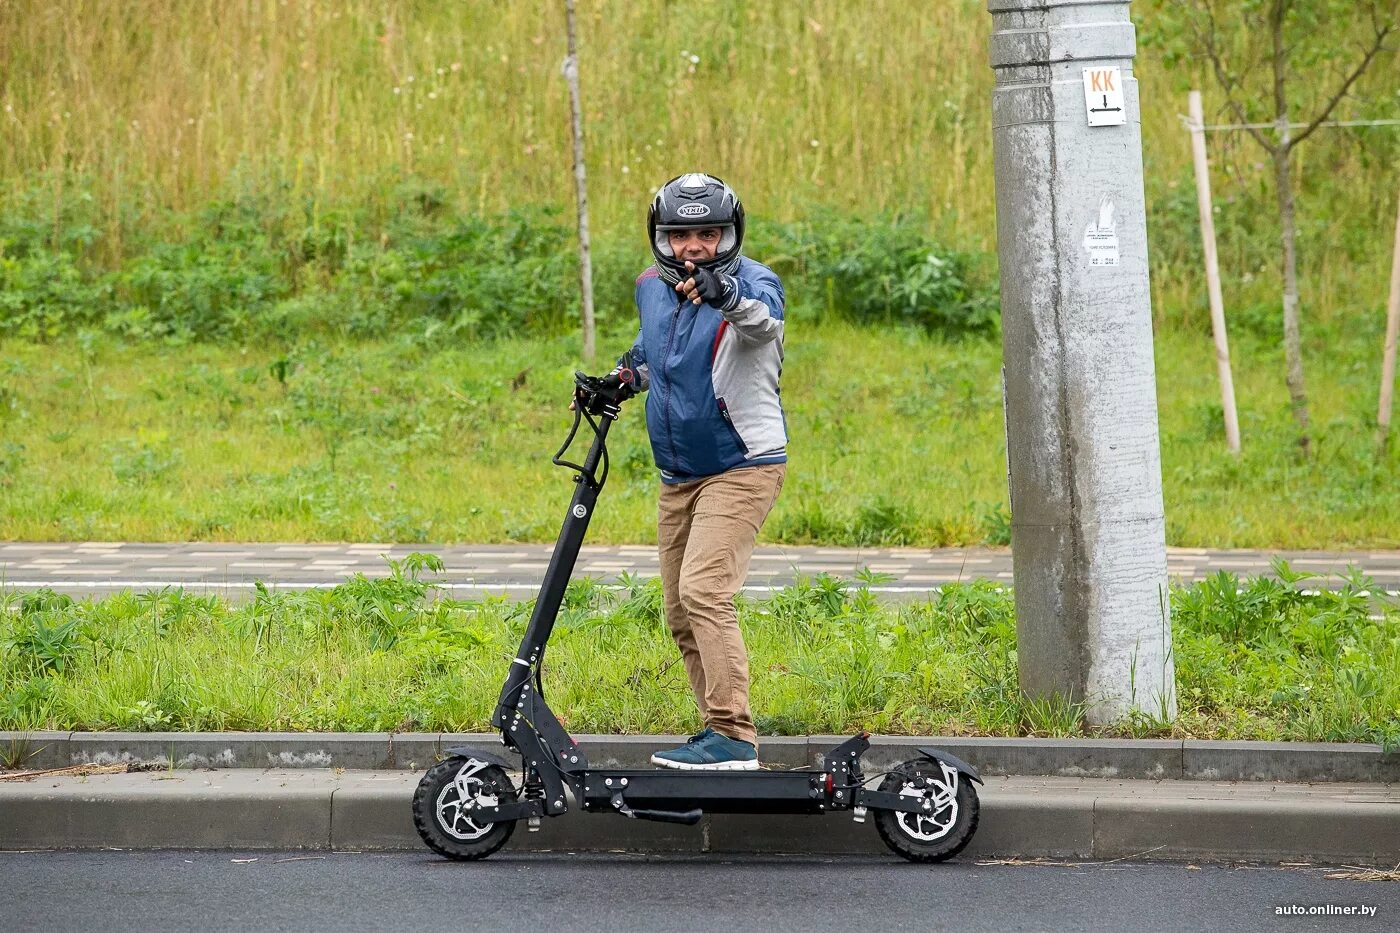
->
<box><xmin>647</xmin><ymin>173</ymin><xmax>745</xmax><ymax>285</ymax></box>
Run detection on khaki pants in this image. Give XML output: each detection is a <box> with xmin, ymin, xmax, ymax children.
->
<box><xmin>657</xmin><ymin>463</ymin><xmax>785</xmax><ymax>749</ymax></box>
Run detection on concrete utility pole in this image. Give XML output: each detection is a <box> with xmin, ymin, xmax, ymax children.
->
<box><xmin>987</xmin><ymin>0</ymin><xmax>1176</xmax><ymax>723</ymax></box>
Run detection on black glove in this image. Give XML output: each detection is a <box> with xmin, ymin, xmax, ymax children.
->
<box><xmin>571</xmin><ymin>350</ymin><xmax>641</xmax><ymax>413</ymax></box>
<box><xmin>690</xmin><ymin>264</ymin><xmax>741</xmax><ymax>312</ymax></box>
<box><xmin>601</xmin><ymin>349</ymin><xmax>641</xmax><ymax>400</ymax></box>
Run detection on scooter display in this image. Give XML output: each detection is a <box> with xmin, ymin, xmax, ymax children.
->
<box><xmin>410</xmin><ymin>361</ymin><xmax>983</xmax><ymax>862</ymax></box>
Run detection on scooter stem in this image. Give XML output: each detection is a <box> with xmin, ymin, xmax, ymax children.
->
<box><xmin>493</xmin><ymin>409</ymin><xmax>616</xmax><ymax>726</ymax></box>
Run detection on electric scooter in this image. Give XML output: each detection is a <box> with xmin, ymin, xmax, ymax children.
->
<box><xmin>410</xmin><ymin>361</ymin><xmax>983</xmax><ymax>862</ymax></box>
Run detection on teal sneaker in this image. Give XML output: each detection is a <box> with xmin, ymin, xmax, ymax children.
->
<box><xmin>650</xmin><ymin>730</ymin><xmax>759</xmax><ymax>771</ymax></box>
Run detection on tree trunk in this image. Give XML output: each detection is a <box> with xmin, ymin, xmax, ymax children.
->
<box><xmin>1271</xmin><ymin>0</ymin><xmax>1311</xmax><ymax>455</ymax></box>
<box><xmin>1274</xmin><ymin>144</ymin><xmax>1311</xmax><ymax>455</ymax></box>
<box><xmin>563</xmin><ymin>0</ymin><xmax>595</xmax><ymax>366</ymax></box>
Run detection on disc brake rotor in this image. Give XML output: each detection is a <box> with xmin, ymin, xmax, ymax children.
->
<box><xmin>435</xmin><ymin>761</ymin><xmax>501</xmax><ymax>841</ymax></box>
<box><xmin>894</xmin><ymin>771</ymin><xmax>958</xmax><ymax>842</ymax></box>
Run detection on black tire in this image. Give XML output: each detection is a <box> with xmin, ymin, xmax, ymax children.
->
<box><xmin>873</xmin><ymin>759</ymin><xmax>980</xmax><ymax>863</ymax></box>
<box><xmin>412</xmin><ymin>757</ymin><xmax>518</xmax><ymax>860</ymax></box>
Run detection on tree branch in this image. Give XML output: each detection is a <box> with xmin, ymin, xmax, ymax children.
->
<box><xmin>1191</xmin><ymin>0</ymin><xmax>1276</xmax><ymax>152</ymax></box>
<box><xmin>1271</xmin><ymin>0</ymin><xmax>1289</xmax><ymax>145</ymax></box>
<box><xmin>1288</xmin><ymin>18</ymin><xmax>1396</xmax><ymax>150</ymax></box>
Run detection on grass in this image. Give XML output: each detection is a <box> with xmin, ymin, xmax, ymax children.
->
<box><xmin>2</xmin><ymin>1</ymin><xmax>1396</xmax><ymax>554</ymax></box>
<box><xmin>1</xmin><ymin>0</ymin><xmax>1396</xmax><ymax>324</ymax></box>
<box><xmin>0</xmin><ymin>1</ymin><xmax>1017</xmax><ymax>253</ymax></box>
<box><xmin>1</xmin><ymin>318</ymin><xmax>1397</xmax><ymax>549</ymax></box>
<box><xmin>2</xmin><ymin>557</ymin><xmax>1396</xmax><ymax>747</ymax></box>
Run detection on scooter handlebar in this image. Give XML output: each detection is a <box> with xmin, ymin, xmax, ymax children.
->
<box><xmin>574</xmin><ymin>356</ymin><xmax>639</xmax><ymax>416</ymax></box>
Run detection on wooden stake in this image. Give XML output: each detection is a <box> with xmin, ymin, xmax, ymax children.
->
<box><xmin>1189</xmin><ymin>91</ymin><xmax>1242</xmax><ymax>453</ymax></box>
<box><xmin>563</xmin><ymin>0</ymin><xmax>595</xmax><ymax>366</ymax></box>
<box><xmin>1379</xmin><ymin>186</ymin><xmax>1400</xmax><ymax>447</ymax></box>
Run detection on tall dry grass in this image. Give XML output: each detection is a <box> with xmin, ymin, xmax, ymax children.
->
<box><xmin>0</xmin><ymin>2</ymin><xmax>992</xmax><ymax>232</ymax></box>
<box><xmin>1</xmin><ymin>1</ymin><xmax>1397</xmax><ymax>318</ymax></box>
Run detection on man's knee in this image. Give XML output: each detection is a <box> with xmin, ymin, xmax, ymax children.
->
<box><xmin>677</xmin><ymin>574</ymin><xmax>733</xmax><ymax>621</ymax></box>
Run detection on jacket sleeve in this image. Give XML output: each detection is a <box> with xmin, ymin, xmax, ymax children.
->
<box><xmin>721</xmin><ymin>266</ymin><xmax>785</xmax><ymax>345</ymax></box>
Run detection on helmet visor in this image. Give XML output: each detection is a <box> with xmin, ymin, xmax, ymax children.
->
<box><xmin>653</xmin><ymin>225</ymin><xmax>737</xmax><ymax>258</ymax></box>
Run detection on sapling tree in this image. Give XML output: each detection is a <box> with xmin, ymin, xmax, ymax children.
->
<box><xmin>562</xmin><ymin>0</ymin><xmax>596</xmax><ymax>366</ymax></box>
<box><xmin>1152</xmin><ymin>0</ymin><xmax>1398</xmax><ymax>455</ymax></box>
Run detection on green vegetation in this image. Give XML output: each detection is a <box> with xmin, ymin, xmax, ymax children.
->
<box><xmin>0</xmin><ymin>2</ymin><xmax>1395</xmax><ymax>549</ymax></box>
<box><xmin>0</xmin><ymin>199</ymin><xmax>994</xmax><ymax>342</ymax></box>
<box><xmin>2</xmin><ymin>320</ymin><xmax>1397</xmax><ymax>548</ymax></box>
<box><xmin>2</xmin><ymin>4</ymin><xmax>1393</xmax><ymax>746</ymax></box>
<box><xmin>2</xmin><ymin>557</ymin><xmax>1395</xmax><ymax>746</ymax></box>
<box><xmin>1</xmin><ymin>0</ymin><xmax>1396</xmax><ymax>332</ymax></box>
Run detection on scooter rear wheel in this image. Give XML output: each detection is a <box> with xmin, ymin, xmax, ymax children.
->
<box><xmin>412</xmin><ymin>756</ymin><xmax>518</xmax><ymax>860</ymax></box>
<box><xmin>873</xmin><ymin>759</ymin><xmax>979</xmax><ymax>863</ymax></box>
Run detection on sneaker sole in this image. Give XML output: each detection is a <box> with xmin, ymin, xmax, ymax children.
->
<box><xmin>648</xmin><ymin>754</ymin><xmax>760</xmax><ymax>771</ymax></box>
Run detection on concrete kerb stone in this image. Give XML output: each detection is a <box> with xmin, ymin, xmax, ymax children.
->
<box><xmin>951</xmin><ymin>737</ymin><xmax>1183</xmax><ymax>780</ymax></box>
<box><xmin>1092</xmin><ymin>795</ymin><xmax>1400</xmax><ymax>864</ymax></box>
<box><xmin>0</xmin><ymin>731</ymin><xmax>71</xmax><ymax>770</ymax></box>
<box><xmin>327</xmin><ymin>769</ymin><xmax>710</xmax><ymax>853</ymax></box>
<box><xmin>701</xmin><ymin>794</ymin><xmax>1096</xmax><ymax>859</ymax></box>
<box><xmin>328</xmin><ymin>772</ymin><xmax>420</xmax><ymax>850</ymax></box>
<box><xmin>1183</xmin><ymin>740</ymin><xmax>1400</xmax><ymax>783</ymax></box>
<box><xmin>807</xmin><ymin>735</ymin><xmax>1183</xmax><ymax>781</ymax></box>
<box><xmin>0</xmin><ymin>770</ymin><xmax>333</xmax><ymax>850</ymax></box>
<box><xmin>4</xmin><ymin>770</ymin><xmax>1398</xmax><ymax>863</ymax></box>
<box><xmin>63</xmin><ymin>732</ymin><xmax>401</xmax><ymax>770</ymax></box>
<box><xmin>386</xmin><ymin>733</ymin><xmax>461</xmax><ymax>771</ymax></box>
<box><xmin>972</xmin><ymin>790</ymin><xmax>1097</xmax><ymax>860</ymax></box>
<box><xmin>328</xmin><ymin>775</ymin><xmax>1099</xmax><ymax>857</ymax></box>
<box><xmin>52</xmin><ymin>731</ymin><xmax>485</xmax><ymax>771</ymax></box>
<box><xmin>4</xmin><ymin>732</ymin><xmax>1395</xmax><ymax>783</ymax></box>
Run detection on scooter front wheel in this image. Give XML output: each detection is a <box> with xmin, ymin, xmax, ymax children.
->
<box><xmin>873</xmin><ymin>759</ymin><xmax>980</xmax><ymax>863</ymax></box>
<box><xmin>412</xmin><ymin>756</ymin><xmax>518</xmax><ymax>860</ymax></box>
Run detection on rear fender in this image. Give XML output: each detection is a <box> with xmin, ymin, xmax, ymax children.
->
<box><xmin>917</xmin><ymin>747</ymin><xmax>982</xmax><ymax>785</ymax></box>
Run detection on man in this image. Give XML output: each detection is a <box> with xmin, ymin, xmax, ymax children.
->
<box><xmin>611</xmin><ymin>173</ymin><xmax>788</xmax><ymax>771</ymax></box>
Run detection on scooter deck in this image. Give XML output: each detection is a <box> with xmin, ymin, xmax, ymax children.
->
<box><xmin>580</xmin><ymin>767</ymin><xmax>835</xmax><ymax>816</ymax></box>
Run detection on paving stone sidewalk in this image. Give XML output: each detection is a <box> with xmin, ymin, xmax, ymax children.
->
<box><xmin>3</xmin><ymin>543</ymin><xmax>1399</xmax><ymax>599</ymax></box>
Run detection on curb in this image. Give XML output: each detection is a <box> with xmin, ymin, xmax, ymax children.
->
<box><xmin>1</xmin><ymin>770</ymin><xmax>1396</xmax><ymax>865</ymax></box>
<box><xmin>5</xmin><ymin>731</ymin><xmax>1398</xmax><ymax>783</ymax></box>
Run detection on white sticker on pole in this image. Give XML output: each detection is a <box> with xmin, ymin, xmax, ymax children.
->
<box><xmin>1083</xmin><ymin>67</ymin><xmax>1126</xmax><ymax>126</ymax></box>
<box><xmin>1083</xmin><ymin>197</ymin><xmax>1120</xmax><ymax>267</ymax></box>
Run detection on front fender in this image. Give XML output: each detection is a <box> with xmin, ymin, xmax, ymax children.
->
<box><xmin>917</xmin><ymin>746</ymin><xmax>982</xmax><ymax>785</ymax></box>
<box><xmin>443</xmin><ymin>745</ymin><xmax>514</xmax><ymax>770</ymax></box>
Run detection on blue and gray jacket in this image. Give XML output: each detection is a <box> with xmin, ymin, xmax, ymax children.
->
<box><xmin>626</xmin><ymin>256</ymin><xmax>787</xmax><ymax>485</ymax></box>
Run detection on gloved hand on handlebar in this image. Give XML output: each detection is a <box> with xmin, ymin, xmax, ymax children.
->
<box><xmin>570</xmin><ymin>350</ymin><xmax>641</xmax><ymax>412</ymax></box>
<box><xmin>607</xmin><ymin>349</ymin><xmax>645</xmax><ymax>395</ymax></box>
<box><xmin>677</xmin><ymin>260</ymin><xmax>741</xmax><ymax>312</ymax></box>
<box><xmin>600</xmin><ymin>362</ymin><xmax>639</xmax><ymax>401</ymax></box>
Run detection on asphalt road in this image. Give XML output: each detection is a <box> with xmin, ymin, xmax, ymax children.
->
<box><xmin>1</xmin><ymin>851</ymin><xmax>1393</xmax><ymax>933</ymax></box>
